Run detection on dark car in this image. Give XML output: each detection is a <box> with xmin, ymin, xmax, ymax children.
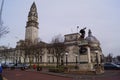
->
<box><xmin>104</xmin><ymin>62</ymin><xmax>120</xmax><ymax>70</ymax></box>
<box><xmin>10</xmin><ymin>63</ymin><xmax>22</xmax><ymax>69</ymax></box>
<box><xmin>0</xmin><ymin>64</ymin><xmax>2</xmax><ymax>74</ymax></box>
<box><xmin>1</xmin><ymin>63</ymin><xmax>8</xmax><ymax>69</ymax></box>
<box><xmin>22</xmin><ymin>64</ymin><xmax>30</xmax><ymax>69</ymax></box>
<box><xmin>116</xmin><ymin>63</ymin><xmax>120</xmax><ymax>66</ymax></box>
<box><xmin>11</xmin><ymin>63</ymin><xmax>30</xmax><ymax>70</ymax></box>
<box><xmin>1</xmin><ymin>63</ymin><xmax>15</xmax><ymax>69</ymax></box>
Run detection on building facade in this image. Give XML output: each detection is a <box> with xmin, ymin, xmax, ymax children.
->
<box><xmin>0</xmin><ymin>2</ymin><xmax>104</xmax><ymax>72</ymax></box>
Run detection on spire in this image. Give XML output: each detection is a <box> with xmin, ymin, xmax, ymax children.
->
<box><xmin>26</xmin><ymin>2</ymin><xmax>39</xmax><ymax>29</ymax></box>
<box><xmin>30</xmin><ymin>2</ymin><xmax>37</xmax><ymax>12</ymax></box>
<box><xmin>88</xmin><ymin>29</ymin><xmax>92</xmax><ymax>37</ymax></box>
<box><xmin>28</xmin><ymin>2</ymin><xmax>38</xmax><ymax>18</ymax></box>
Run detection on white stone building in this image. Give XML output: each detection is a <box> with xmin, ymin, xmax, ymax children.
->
<box><xmin>0</xmin><ymin>2</ymin><xmax>104</xmax><ymax>72</ymax></box>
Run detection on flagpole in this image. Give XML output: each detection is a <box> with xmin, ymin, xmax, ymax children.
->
<box><xmin>77</xmin><ymin>26</ymin><xmax>79</xmax><ymax>33</ymax></box>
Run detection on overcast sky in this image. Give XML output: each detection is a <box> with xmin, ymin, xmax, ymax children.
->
<box><xmin>0</xmin><ymin>0</ymin><xmax>120</xmax><ymax>56</ymax></box>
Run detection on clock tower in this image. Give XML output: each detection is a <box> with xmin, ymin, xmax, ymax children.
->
<box><xmin>25</xmin><ymin>2</ymin><xmax>39</xmax><ymax>44</ymax></box>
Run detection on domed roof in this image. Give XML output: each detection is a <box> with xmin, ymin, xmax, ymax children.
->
<box><xmin>85</xmin><ymin>29</ymin><xmax>100</xmax><ymax>45</ymax></box>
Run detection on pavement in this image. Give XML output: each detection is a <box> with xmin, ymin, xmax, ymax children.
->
<box><xmin>3</xmin><ymin>69</ymin><xmax>72</xmax><ymax>80</ymax></box>
<box><xmin>2</xmin><ymin>68</ymin><xmax>120</xmax><ymax>80</ymax></box>
<box><xmin>41</xmin><ymin>69</ymin><xmax>120</xmax><ymax>80</ymax></box>
<box><xmin>3</xmin><ymin>77</ymin><xmax>7</xmax><ymax>80</ymax></box>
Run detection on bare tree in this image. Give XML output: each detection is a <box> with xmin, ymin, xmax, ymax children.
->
<box><xmin>34</xmin><ymin>44</ymin><xmax>44</xmax><ymax>66</ymax></box>
<box><xmin>2</xmin><ymin>49</ymin><xmax>9</xmax><ymax>64</ymax></box>
<box><xmin>0</xmin><ymin>0</ymin><xmax>9</xmax><ymax>38</ymax></box>
<box><xmin>16</xmin><ymin>40</ymin><xmax>32</xmax><ymax>65</ymax></box>
<box><xmin>51</xmin><ymin>34</ymin><xmax>64</xmax><ymax>43</ymax></box>
<box><xmin>0</xmin><ymin>24</ymin><xmax>9</xmax><ymax>38</ymax></box>
<box><xmin>106</xmin><ymin>53</ymin><xmax>113</xmax><ymax>62</ymax></box>
<box><xmin>116</xmin><ymin>55</ymin><xmax>120</xmax><ymax>62</ymax></box>
<box><xmin>50</xmin><ymin>34</ymin><xmax>66</xmax><ymax>67</ymax></box>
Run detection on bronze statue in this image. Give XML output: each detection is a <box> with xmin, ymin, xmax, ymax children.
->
<box><xmin>79</xmin><ymin>27</ymin><xmax>86</xmax><ymax>39</ymax></box>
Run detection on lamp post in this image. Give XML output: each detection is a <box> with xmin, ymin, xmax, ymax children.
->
<box><xmin>75</xmin><ymin>54</ymin><xmax>78</xmax><ymax>65</ymax></box>
<box><xmin>65</xmin><ymin>52</ymin><xmax>68</xmax><ymax>66</ymax></box>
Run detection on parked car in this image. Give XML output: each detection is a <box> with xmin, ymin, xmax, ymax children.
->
<box><xmin>1</xmin><ymin>63</ymin><xmax>15</xmax><ymax>69</ymax></box>
<box><xmin>116</xmin><ymin>63</ymin><xmax>120</xmax><ymax>66</ymax></box>
<box><xmin>23</xmin><ymin>64</ymin><xmax>30</xmax><ymax>69</ymax></box>
<box><xmin>0</xmin><ymin>64</ymin><xmax>2</xmax><ymax>74</ymax></box>
<box><xmin>104</xmin><ymin>62</ymin><xmax>120</xmax><ymax>70</ymax></box>
<box><xmin>1</xmin><ymin>63</ymin><xmax>8</xmax><ymax>69</ymax></box>
<box><xmin>11</xmin><ymin>63</ymin><xmax>30</xmax><ymax>70</ymax></box>
<box><xmin>7</xmin><ymin>63</ymin><xmax>15</xmax><ymax>68</ymax></box>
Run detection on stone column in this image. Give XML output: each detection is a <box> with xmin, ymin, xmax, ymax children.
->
<box><xmin>43</xmin><ymin>49</ymin><xmax>47</xmax><ymax>66</ymax></box>
<box><xmin>87</xmin><ymin>47</ymin><xmax>93</xmax><ymax>70</ymax></box>
<box><xmin>87</xmin><ymin>47</ymin><xmax>91</xmax><ymax>63</ymax></box>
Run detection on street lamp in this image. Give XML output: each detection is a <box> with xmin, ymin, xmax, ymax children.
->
<box><xmin>65</xmin><ymin>52</ymin><xmax>68</xmax><ymax>66</ymax></box>
<box><xmin>75</xmin><ymin>54</ymin><xmax>78</xmax><ymax>65</ymax></box>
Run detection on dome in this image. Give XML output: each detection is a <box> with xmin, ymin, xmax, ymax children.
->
<box><xmin>85</xmin><ymin>29</ymin><xmax>100</xmax><ymax>45</ymax></box>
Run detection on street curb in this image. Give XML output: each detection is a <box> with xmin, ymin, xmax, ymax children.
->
<box><xmin>41</xmin><ymin>71</ymin><xmax>73</xmax><ymax>78</ymax></box>
<box><xmin>25</xmin><ymin>70</ymin><xmax>73</xmax><ymax>78</ymax></box>
<box><xmin>3</xmin><ymin>77</ymin><xmax>8</xmax><ymax>80</ymax></box>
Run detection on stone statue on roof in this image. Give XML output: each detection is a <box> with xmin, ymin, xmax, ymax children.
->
<box><xmin>79</xmin><ymin>27</ymin><xmax>86</xmax><ymax>39</ymax></box>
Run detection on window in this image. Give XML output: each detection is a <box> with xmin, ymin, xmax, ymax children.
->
<box><xmin>40</xmin><ymin>56</ymin><xmax>42</xmax><ymax>62</ymax></box>
<box><xmin>48</xmin><ymin>56</ymin><xmax>50</xmax><ymax>63</ymax></box>
<box><xmin>52</xmin><ymin>56</ymin><xmax>54</xmax><ymax>63</ymax></box>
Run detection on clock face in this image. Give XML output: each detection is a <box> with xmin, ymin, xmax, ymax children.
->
<box><xmin>79</xmin><ymin>47</ymin><xmax>87</xmax><ymax>54</ymax></box>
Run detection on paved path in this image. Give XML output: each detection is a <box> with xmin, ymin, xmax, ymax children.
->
<box><xmin>2</xmin><ymin>69</ymin><xmax>120</xmax><ymax>80</ymax></box>
<box><xmin>71</xmin><ymin>70</ymin><xmax>120</xmax><ymax>80</ymax></box>
<box><xmin>3</xmin><ymin>69</ymin><xmax>72</xmax><ymax>80</ymax></box>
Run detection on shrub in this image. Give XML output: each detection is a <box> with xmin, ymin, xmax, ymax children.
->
<box><xmin>74</xmin><ymin>65</ymin><xmax>79</xmax><ymax>69</ymax></box>
<box><xmin>21</xmin><ymin>67</ymin><xmax>25</xmax><ymax>70</ymax></box>
<box><xmin>49</xmin><ymin>67</ymin><xmax>64</xmax><ymax>73</ymax></box>
<box><xmin>10</xmin><ymin>66</ymin><xmax>15</xmax><ymax>70</ymax></box>
<box><xmin>37</xmin><ymin>66</ymin><xmax>42</xmax><ymax>71</ymax></box>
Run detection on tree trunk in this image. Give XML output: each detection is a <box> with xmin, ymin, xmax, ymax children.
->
<box><xmin>56</xmin><ymin>57</ymin><xmax>60</xmax><ymax>67</ymax></box>
<box><xmin>56</xmin><ymin>58</ymin><xmax>59</xmax><ymax>67</ymax></box>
